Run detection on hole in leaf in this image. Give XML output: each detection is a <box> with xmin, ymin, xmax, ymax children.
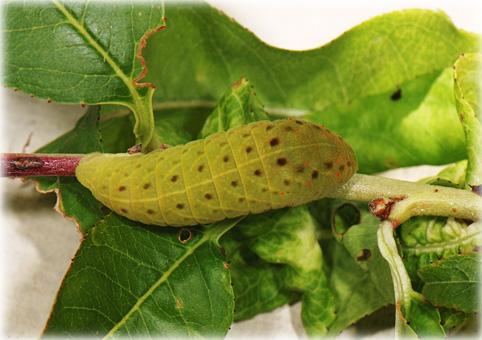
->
<box><xmin>178</xmin><ymin>229</ymin><xmax>192</xmax><ymax>244</ymax></box>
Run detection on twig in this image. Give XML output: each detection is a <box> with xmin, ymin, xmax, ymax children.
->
<box><xmin>1</xmin><ymin>153</ymin><xmax>84</xmax><ymax>177</ymax></box>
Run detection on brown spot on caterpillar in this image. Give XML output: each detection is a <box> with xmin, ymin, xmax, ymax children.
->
<box><xmin>178</xmin><ymin>229</ymin><xmax>192</xmax><ymax>244</ymax></box>
<box><xmin>205</xmin><ymin>193</ymin><xmax>213</xmax><ymax>200</ymax></box>
<box><xmin>171</xmin><ymin>175</ymin><xmax>178</xmax><ymax>182</ymax></box>
<box><xmin>120</xmin><ymin>209</ymin><xmax>128</xmax><ymax>214</ymax></box>
<box><xmin>283</xmin><ymin>126</ymin><xmax>294</xmax><ymax>132</ymax></box>
<box><xmin>295</xmin><ymin>120</ymin><xmax>304</xmax><ymax>125</ymax></box>
<box><xmin>231</xmin><ymin>180</ymin><xmax>238</xmax><ymax>187</ymax></box>
<box><xmin>324</xmin><ymin>161</ymin><xmax>333</xmax><ymax>169</ymax></box>
<box><xmin>339</xmin><ymin>165</ymin><xmax>345</xmax><ymax>172</ymax></box>
<box><xmin>146</xmin><ymin>209</ymin><xmax>154</xmax><ymax>215</ymax></box>
<box><xmin>238</xmin><ymin>197</ymin><xmax>245</xmax><ymax>202</ymax></box>
<box><xmin>9</xmin><ymin>157</ymin><xmax>44</xmax><ymax>170</ymax></box>
<box><xmin>219</xmin><ymin>141</ymin><xmax>227</xmax><ymax>147</ymax></box>
<box><xmin>223</xmin><ymin>155</ymin><xmax>229</xmax><ymax>162</ymax></box>
<box><xmin>266</xmin><ymin>125</ymin><xmax>274</xmax><ymax>131</ymax></box>
<box><xmin>143</xmin><ymin>183</ymin><xmax>151</xmax><ymax>189</ymax></box>
<box><xmin>242</xmin><ymin>133</ymin><xmax>250</xmax><ymax>138</ymax></box>
<box><xmin>261</xmin><ymin>188</ymin><xmax>267</xmax><ymax>192</ymax></box>
<box><xmin>176</xmin><ymin>203</ymin><xmax>184</xmax><ymax>209</ymax></box>
<box><xmin>283</xmin><ymin>179</ymin><xmax>290</xmax><ymax>186</ymax></box>
<box><xmin>269</xmin><ymin>138</ymin><xmax>280</xmax><ymax>147</ymax></box>
<box><xmin>119</xmin><ymin>186</ymin><xmax>126</xmax><ymax>191</ymax></box>
<box><xmin>246</xmin><ymin>146</ymin><xmax>253</xmax><ymax>153</ymax></box>
<box><xmin>254</xmin><ymin>169</ymin><xmax>262</xmax><ymax>176</ymax></box>
<box><xmin>198</xmin><ymin>165</ymin><xmax>204</xmax><ymax>172</ymax></box>
<box><xmin>276</xmin><ymin>158</ymin><xmax>287</xmax><ymax>166</ymax></box>
<box><xmin>311</xmin><ymin>170</ymin><xmax>319</xmax><ymax>179</ymax></box>
<box><xmin>347</xmin><ymin>161</ymin><xmax>352</xmax><ymax>167</ymax></box>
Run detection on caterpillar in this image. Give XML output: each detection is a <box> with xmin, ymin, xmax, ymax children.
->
<box><xmin>76</xmin><ymin>119</ymin><xmax>357</xmax><ymax>227</ymax></box>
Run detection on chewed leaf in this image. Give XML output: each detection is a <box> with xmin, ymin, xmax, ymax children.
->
<box><xmin>2</xmin><ymin>1</ymin><xmax>166</xmax><ymax>151</ymax></box>
<box><xmin>32</xmin><ymin>106</ymin><xmax>103</xmax><ymax>234</ymax></box>
<box><xmin>44</xmin><ymin>214</ymin><xmax>236</xmax><ymax>338</ymax></box>
<box><xmin>2</xmin><ymin>1</ymin><xmax>164</xmax><ymax>103</ymax></box>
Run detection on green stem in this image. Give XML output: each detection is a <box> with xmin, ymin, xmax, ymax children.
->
<box><xmin>328</xmin><ymin>174</ymin><xmax>482</xmax><ymax>222</ymax></box>
<box><xmin>377</xmin><ymin>221</ymin><xmax>412</xmax><ymax>338</ymax></box>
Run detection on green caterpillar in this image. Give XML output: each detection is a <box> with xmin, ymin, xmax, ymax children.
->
<box><xmin>76</xmin><ymin>119</ymin><xmax>357</xmax><ymax>226</ymax></box>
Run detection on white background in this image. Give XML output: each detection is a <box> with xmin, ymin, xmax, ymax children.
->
<box><xmin>1</xmin><ymin>1</ymin><xmax>481</xmax><ymax>339</ymax></box>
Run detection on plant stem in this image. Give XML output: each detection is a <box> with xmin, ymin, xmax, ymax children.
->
<box><xmin>1</xmin><ymin>153</ymin><xmax>83</xmax><ymax>177</ymax></box>
<box><xmin>328</xmin><ymin>174</ymin><xmax>482</xmax><ymax>222</ymax></box>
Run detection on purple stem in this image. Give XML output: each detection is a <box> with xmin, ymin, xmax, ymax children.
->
<box><xmin>1</xmin><ymin>153</ymin><xmax>84</xmax><ymax>177</ymax></box>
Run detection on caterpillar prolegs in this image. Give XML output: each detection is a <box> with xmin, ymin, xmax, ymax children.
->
<box><xmin>76</xmin><ymin>119</ymin><xmax>357</xmax><ymax>226</ymax></box>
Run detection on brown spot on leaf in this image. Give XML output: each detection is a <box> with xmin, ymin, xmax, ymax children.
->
<box><xmin>391</xmin><ymin>88</ymin><xmax>402</xmax><ymax>101</ymax></box>
<box><xmin>356</xmin><ymin>249</ymin><xmax>372</xmax><ymax>262</ymax></box>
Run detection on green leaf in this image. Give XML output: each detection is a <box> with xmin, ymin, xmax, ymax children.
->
<box><xmin>322</xmin><ymin>239</ymin><xmax>391</xmax><ymax>337</ymax></box>
<box><xmin>378</xmin><ymin>221</ymin><xmax>445</xmax><ymax>338</ymax></box>
<box><xmin>422</xmin><ymin>160</ymin><xmax>467</xmax><ymax>188</ymax></box>
<box><xmin>221</xmin><ymin>231</ymin><xmax>297</xmax><ymax>321</ymax></box>
<box><xmin>44</xmin><ymin>214</ymin><xmax>236</xmax><ymax>338</ymax></box>
<box><xmin>453</xmin><ymin>53</ymin><xmax>482</xmax><ymax>189</ymax></box>
<box><xmin>397</xmin><ymin>162</ymin><xmax>482</xmax><ymax>289</ymax></box>
<box><xmin>144</xmin><ymin>4</ymin><xmax>480</xmax><ymax>172</ymax></box>
<box><xmin>221</xmin><ymin>206</ymin><xmax>336</xmax><ymax>337</ymax></box>
<box><xmin>99</xmin><ymin>106</ymin><xmax>192</xmax><ymax>153</ymax></box>
<box><xmin>342</xmin><ymin>220</ymin><xmax>394</xmax><ymax>303</ymax></box>
<box><xmin>33</xmin><ymin>105</ymin><xmax>103</xmax><ymax>234</ymax></box>
<box><xmin>309</xmin><ymin>68</ymin><xmax>466</xmax><ymax>172</ymax></box>
<box><xmin>2</xmin><ymin>0</ymin><xmax>166</xmax><ymax>150</ymax></box>
<box><xmin>439</xmin><ymin>307</ymin><xmax>476</xmax><ymax>335</ymax></box>
<box><xmin>198</xmin><ymin>77</ymin><xmax>269</xmax><ymax>138</ymax></box>
<box><xmin>418</xmin><ymin>252</ymin><xmax>481</xmax><ymax>313</ymax></box>
<box><xmin>399</xmin><ymin>291</ymin><xmax>445</xmax><ymax>338</ymax></box>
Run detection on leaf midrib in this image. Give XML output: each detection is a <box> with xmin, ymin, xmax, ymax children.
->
<box><xmin>52</xmin><ymin>0</ymin><xmax>142</xmax><ymax>105</ymax></box>
<box><xmin>103</xmin><ymin>232</ymin><xmax>211</xmax><ymax>339</ymax></box>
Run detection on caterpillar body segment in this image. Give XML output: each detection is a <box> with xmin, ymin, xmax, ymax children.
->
<box><xmin>76</xmin><ymin>119</ymin><xmax>357</xmax><ymax>227</ymax></box>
